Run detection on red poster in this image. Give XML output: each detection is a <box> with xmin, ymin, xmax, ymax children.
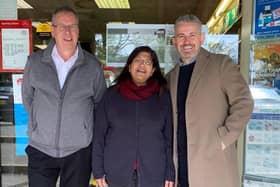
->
<box><xmin>0</xmin><ymin>20</ymin><xmax>32</xmax><ymax>72</ymax></box>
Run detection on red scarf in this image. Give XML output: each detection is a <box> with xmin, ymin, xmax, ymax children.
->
<box><xmin>118</xmin><ymin>79</ymin><xmax>160</xmax><ymax>100</ymax></box>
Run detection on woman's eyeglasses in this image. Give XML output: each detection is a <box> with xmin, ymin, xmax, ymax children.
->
<box><xmin>133</xmin><ymin>58</ymin><xmax>153</xmax><ymax>66</ymax></box>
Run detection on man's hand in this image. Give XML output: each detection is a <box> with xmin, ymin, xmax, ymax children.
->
<box><xmin>96</xmin><ymin>176</ymin><xmax>107</xmax><ymax>187</ymax></box>
<box><xmin>165</xmin><ymin>180</ymin><xmax>174</xmax><ymax>187</ymax></box>
<box><xmin>221</xmin><ymin>141</ymin><xmax>226</xmax><ymax>150</ymax></box>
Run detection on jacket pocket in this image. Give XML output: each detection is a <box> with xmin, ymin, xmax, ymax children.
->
<box><xmin>31</xmin><ymin>105</ymin><xmax>37</xmax><ymax>131</ymax></box>
<box><xmin>85</xmin><ymin>104</ymin><xmax>94</xmax><ymax>129</ymax></box>
<box><xmin>60</xmin><ymin>122</ymin><xmax>89</xmax><ymax>148</ymax></box>
<box><xmin>27</xmin><ymin>104</ymin><xmax>37</xmax><ymax>136</ymax></box>
<box><xmin>60</xmin><ymin>104</ymin><xmax>94</xmax><ymax>148</ymax></box>
<box><xmin>216</xmin><ymin>126</ymin><xmax>229</xmax><ymax>149</ymax></box>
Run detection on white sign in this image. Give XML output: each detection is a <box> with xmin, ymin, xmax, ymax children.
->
<box><xmin>0</xmin><ymin>0</ymin><xmax>17</xmax><ymax>19</ymax></box>
<box><xmin>12</xmin><ymin>74</ymin><xmax>23</xmax><ymax>104</ymax></box>
<box><xmin>2</xmin><ymin>28</ymin><xmax>29</xmax><ymax>69</ymax></box>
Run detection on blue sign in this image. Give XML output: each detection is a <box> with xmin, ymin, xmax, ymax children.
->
<box><xmin>14</xmin><ymin>104</ymin><xmax>28</xmax><ymax>155</ymax></box>
<box><xmin>12</xmin><ymin>74</ymin><xmax>28</xmax><ymax>156</ymax></box>
<box><xmin>255</xmin><ymin>0</ymin><xmax>280</xmax><ymax>37</ymax></box>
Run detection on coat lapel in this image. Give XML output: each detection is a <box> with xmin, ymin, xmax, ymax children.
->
<box><xmin>187</xmin><ymin>48</ymin><xmax>210</xmax><ymax>99</ymax></box>
<box><xmin>169</xmin><ymin>64</ymin><xmax>180</xmax><ymax>114</ymax></box>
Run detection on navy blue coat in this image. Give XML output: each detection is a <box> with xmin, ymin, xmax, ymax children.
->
<box><xmin>92</xmin><ymin>86</ymin><xmax>175</xmax><ymax>187</ymax></box>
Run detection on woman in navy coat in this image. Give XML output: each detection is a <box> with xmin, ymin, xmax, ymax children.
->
<box><xmin>92</xmin><ymin>46</ymin><xmax>175</xmax><ymax>187</ymax></box>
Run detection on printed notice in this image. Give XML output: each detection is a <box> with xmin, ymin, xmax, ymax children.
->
<box><xmin>245</xmin><ymin>113</ymin><xmax>280</xmax><ymax>179</ymax></box>
<box><xmin>2</xmin><ymin>28</ymin><xmax>29</xmax><ymax>70</ymax></box>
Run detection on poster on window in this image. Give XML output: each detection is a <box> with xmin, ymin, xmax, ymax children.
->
<box><xmin>106</xmin><ymin>23</ymin><xmax>176</xmax><ymax>68</ymax></box>
<box><xmin>202</xmin><ymin>34</ymin><xmax>239</xmax><ymax>64</ymax></box>
<box><xmin>106</xmin><ymin>23</ymin><xmax>238</xmax><ymax>71</ymax></box>
<box><xmin>251</xmin><ymin>39</ymin><xmax>280</xmax><ymax>90</ymax></box>
<box><xmin>12</xmin><ymin>74</ymin><xmax>28</xmax><ymax>155</ymax></box>
<box><xmin>254</xmin><ymin>0</ymin><xmax>280</xmax><ymax>37</ymax></box>
<box><xmin>245</xmin><ymin>113</ymin><xmax>280</xmax><ymax>179</ymax></box>
<box><xmin>0</xmin><ymin>20</ymin><xmax>32</xmax><ymax>72</ymax></box>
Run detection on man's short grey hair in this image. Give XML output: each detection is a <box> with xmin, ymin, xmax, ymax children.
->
<box><xmin>174</xmin><ymin>14</ymin><xmax>202</xmax><ymax>29</ymax></box>
<box><xmin>51</xmin><ymin>6</ymin><xmax>79</xmax><ymax>24</ymax></box>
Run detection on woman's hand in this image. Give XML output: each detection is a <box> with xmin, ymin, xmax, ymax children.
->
<box><xmin>96</xmin><ymin>176</ymin><xmax>108</xmax><ymax>187</ymax></box>
<box><xmin>165</xmin><ymin>180</ymin><xmax>174</xmax><ymax>187</ymax></box>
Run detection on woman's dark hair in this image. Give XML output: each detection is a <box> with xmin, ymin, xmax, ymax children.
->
<box><xmin>114</xmin><ymin>46</ymin><xmax>167</xmax><ymax>88</ymax></box>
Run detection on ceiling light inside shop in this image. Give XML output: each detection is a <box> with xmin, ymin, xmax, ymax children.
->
<box><xmin>108</xmin><ymin>21</ymin><xmax>135</xmax><ymax>24</ymax></box>
<box><xmin>17</xmin><ymin>0</ymin><xmax>33</xmax><ymax>9</ymax></box>
<box><xmin>215</xmin><ymin>0</ymin><xmax>230</xmax><ymax>16</ymax></box>
<box><xmin>95</xmin><ymin>0</ymin><xmax>130</xmax><ymax>9</ymax></box>
<box><xmin>206</xmin><ymin>0</ymin><xmax>237</xmax><ymax>28</ymax></box>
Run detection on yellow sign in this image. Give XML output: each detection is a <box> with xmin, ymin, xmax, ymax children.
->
<box><xmin>36</xmin><ymin>22</ymin><xmax>51</xmax><ymax>33</ymax></box>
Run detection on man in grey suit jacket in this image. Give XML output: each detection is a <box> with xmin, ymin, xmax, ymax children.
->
<box><xmin>167</xmin><ymin>14</ymin><xmax>254</xmax><ymax>187</ymax></box>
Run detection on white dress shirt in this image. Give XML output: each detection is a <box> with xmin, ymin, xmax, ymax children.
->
<box><xmin>51</xmin><ymin>45</ymin><xmax>78</xmax><ymax>89</ymax></box>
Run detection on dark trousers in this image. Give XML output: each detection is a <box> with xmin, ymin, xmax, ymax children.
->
<box><xmin>26</xmin><ymin>144</ymin><xmax>92</xmax><ymax>187</ymax></box>
<box><xmin>107</xmin><ymin>170</ymin><xmax>138</xmax><ymax>187</ymax></box>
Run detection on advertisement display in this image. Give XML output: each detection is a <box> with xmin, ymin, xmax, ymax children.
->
<box><xmin>244</xmin><ymin>85</ymin><xmax>280</xmax><ymax>186</ymax></box>
<box><xmin>254</xmin><ymin>0</ymin><xmax>280</xmax><ymax>37</ymax></box>
<box><xmin>12</xmin><ymin>74</ymin><xmax>28</xmax><ymax>155</ymax></box>
<box><xmin>245</xmin><ymin>113</ymin><xmax>280</xmax><ymax>178</ymax></box>
<box><xmin>251</xmin><ymin>38</ymin><xmax>280</xmax><ymax>90</ymax></box>
<box><xmin>247</xmin><ymin>6</ymin><xmax>280</xmax><ymax>183</ymax></box>
<box><xmin>106</xmin><ymin>24</ymin><xmax>239</xmax><ymax>73</ymax></box>
<box><xmin>0</xmin><ymin>20</ymin><xmax>32</xmax><ymax>72</ymax></box>
<box><xmin>106</xmin><ymin>23</ymin><xmax>175</xmax><ymax>68</ymax></box>
<box><xmin>203</xmin><ymin>34</ymin><xmax>239</xmax><ymax>64</ymax></box>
